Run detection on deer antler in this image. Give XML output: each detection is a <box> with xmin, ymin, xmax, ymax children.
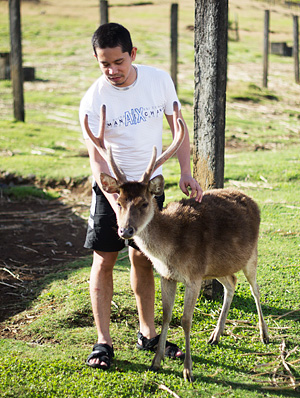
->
<box><xmin>138</xmin><ymin>146</ymin><xmax>158</xmax><ymax>184</ymax></box>
<box><xmin>140</xmin><ymin>101</ymin><xmax>185</xmax><ymax>184</ymax></box>
<box><xmin>154</xmin><ymin>101</ymin><xmax>185</xmax><ymax>171</ymax></box>
<box><xmin>84</xmin><ymin>105</ymin><xmax>127</xmax><ymax>184</ymax></box>
<box><xmin>84</xmin><ymin>104</ymin><xmax>107</xmax><ymax>161</ymax></box>
<box><xmin>107</xmin><ymin>146</ymin><xmax>127</xmax><ymax>184</ymax></box>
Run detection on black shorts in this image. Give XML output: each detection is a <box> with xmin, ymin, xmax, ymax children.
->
<box><xmin>84</xmin><ymin>183</ymin><xmax>165</xmax><ymax>252</ymax></box>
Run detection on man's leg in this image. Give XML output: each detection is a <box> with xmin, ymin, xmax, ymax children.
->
<box><xmin>88</xmin><ymin>250</ymin><xmax>118</xmax><ymax>367</ymax></box>
<box><xmin>129</xmin><ymin>246</ymin><xmax>184</xmax><ymax>358</ymax></box>
<box><xmin>129</xmin><ymin>247</ymin><xmax>157</xmax><ymax>341</ymax></box>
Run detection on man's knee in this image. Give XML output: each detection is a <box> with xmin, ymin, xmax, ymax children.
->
<box><xmin>129</xmin><ymin>248</ymin><xmax>152</xmax><ymax>270</ymax></box>
<box><xmin>92</xmin><ymin>251</ymin><xmax>118</xmax><ymax>272</ymax></box>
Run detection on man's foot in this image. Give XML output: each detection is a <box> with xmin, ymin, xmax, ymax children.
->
<box><xmin>136</xmin><ymin>331</ymin><xmax>185</xmax><ymax>359</ymax></box>
<box><xmin>86</xmin><ymin>343</ymin><xmax>114</xmax><ymax>369</ymax></box>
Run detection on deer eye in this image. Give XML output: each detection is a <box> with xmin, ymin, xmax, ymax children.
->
<box><xmin>117</xmin><ymin>202</ymin><xmax>122</xmax><ymax>208</ymax></box>
<box><xmin>142</xmin><ymin>202</ymin><xmax>148</xmax><ymax>209</ymax></box>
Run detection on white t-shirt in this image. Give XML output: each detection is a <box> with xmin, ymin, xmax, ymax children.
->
<box><xmin>79</xmin><ymin>64</ymin><xmax>180</xmax><ymax>181</ymax></box>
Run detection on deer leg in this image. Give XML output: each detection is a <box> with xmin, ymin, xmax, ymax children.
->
<box><xmin>150</xmin><ymin>277</ymin><xmax>177</xmax><ymax>372</ymax></box>
<box><xmin>208</xmin><ymin>275</ymin><xmax>236</xmax><ymax>345</ymax></box>
<box><xmin>181</xmin><ymin>281</ymin><xmax>202</xmax><ymax>382</ymax></box>
<box><xmin>243</xmin><ymin>255</ymin><xmax>269</xmax><ymax>344</ymax></box>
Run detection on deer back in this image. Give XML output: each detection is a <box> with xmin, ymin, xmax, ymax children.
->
<box><xmin>133</xmin><ymin>188</ymin><xmax>260</xmax><ymax>284</ymax></box>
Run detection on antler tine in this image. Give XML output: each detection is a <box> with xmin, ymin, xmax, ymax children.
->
<box><xmin>85</xmin><ymin>105</ymin><xmax>128</xmax><ymax>184</ymax></box>
<box><xmin>84</xmin><ymin>105</ymin><xmax>108</xmax><ymax>162</ymax></box>
<box><xmin>98</xmin><ymin>103</ymin><xmax>106</xmax><ymax>149</ymax></box>
<box><xmin>139</xmin><ymin>146</ymin><xmax>157</xmax><ymax>184</ymax></box>
<box><xmin>107</xmin><ymin>146</ymin><xmax>128</xmax><ymax>184</ymax></box>
<box><xmin>153</xmin><ymin>101</ymin><xmax>185</xmax><ymax>173</ymax></box>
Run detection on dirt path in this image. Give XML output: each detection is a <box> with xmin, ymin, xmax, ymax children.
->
<box><xmin>0</xmin><ymin>194</ymin><xmax>91</xmax><ymax>326</ymax></box>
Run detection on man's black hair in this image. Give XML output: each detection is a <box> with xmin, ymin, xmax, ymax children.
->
<box><xmin>92</xmin><ymin>23</ymin><xmax>133</xmax><ymax>56</ymax></box>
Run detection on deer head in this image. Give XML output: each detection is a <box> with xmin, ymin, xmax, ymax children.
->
<box><xmin>84</xmin><ymin>102</ymin><xmax>185</xmax><ymax>238</ymax></box>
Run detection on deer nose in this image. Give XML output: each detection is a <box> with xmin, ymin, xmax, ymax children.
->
<box><xmin>119</xmin><ymin>227</ymin><xmax>134</xmax><ymax>239</ymax></box>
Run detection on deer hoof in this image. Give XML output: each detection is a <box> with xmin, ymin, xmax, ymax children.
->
<box><xmin>207</xmin><ymin>331</ymin><xmax>220</xmax><ymax>345</ymax></box>
<box><xmin>183</xmin><ymin>368</ymin><xmax>194</xmax><ymax>382</ymax></box>
<box><xmin>262</xmin><ymin>335</ymin><xmax>270</xmax><ymax>345</ymax></box>
<box><xmin>208</xmin><ymin>338</ymin><xmax>219</xmax><ymax>345</ymax></box>
<box><xmin>149</xmin><ymin>363</ymin><xmax>160</xmax><ymax>372</ymax></box>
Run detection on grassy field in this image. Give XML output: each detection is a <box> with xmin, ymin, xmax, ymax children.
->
<box><xmin>0</xmin><ymin>0</ymin><xmax>300</xmax><ymax>397</ymax></box>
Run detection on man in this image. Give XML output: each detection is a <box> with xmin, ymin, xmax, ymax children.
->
<box><xmin>79</xmin><ymin>23</ymin><xmax>202</xmax><ymax>370</ymax></box>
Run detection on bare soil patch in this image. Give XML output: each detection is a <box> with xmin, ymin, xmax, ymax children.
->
<box><xmin>0</xmin><ymin>193</ymin><xmax>91</xmax><ymax>327</ymax></box>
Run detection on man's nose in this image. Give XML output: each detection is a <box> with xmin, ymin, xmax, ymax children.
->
<box><xmin>108</xmin><ymin>65</ymin><xmax>118</xmax><ymax>75</ymax></box>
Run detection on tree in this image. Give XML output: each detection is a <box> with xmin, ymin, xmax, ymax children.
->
<box><xmin>9</xmin><ymin>0</ymin><xmax>25</xmax><ymax>122</ymax></box>
<box><xmin>193</xmin><ymin>0</ymin><xmax>228</xmax><ymax>298</ymax></box>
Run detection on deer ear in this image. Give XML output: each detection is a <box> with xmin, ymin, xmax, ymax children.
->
<box><xmin>100</xmin><ymin>173</ymin><xmax>120</xmax><ymax>194</ymax></box>
<box><xmin>148</xmin><ymin>175</ymin><xmax>164</xmax><ymax>196</ymax></box>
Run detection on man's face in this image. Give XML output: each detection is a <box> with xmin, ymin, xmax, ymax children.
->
<box><xmin>95</xmin><ymin>46</ymin><xmax>137</xmax><ymax>87</ymax></box>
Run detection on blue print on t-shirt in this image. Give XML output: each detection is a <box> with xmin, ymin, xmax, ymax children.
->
<box><xmin>124</xmin><ymin>108</ymin><xmax>146</xmax><ymax>126</ymax></box>
<box><xmin>106</xmin><ymin>105</ymin><xmax>164</xmax><ymax>129</ymax></box>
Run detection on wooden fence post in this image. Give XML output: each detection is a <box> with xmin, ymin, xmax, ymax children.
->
<box><xmin>293</xmin><ymin>15</ymin><xmax>299</xmax><ymax>84</ymax></box>
<box><xmin>235</xmin><ymin>13</ymin><xmax>239</xmax><ymax>42</ymax></box>
<box><xmin>100</xmin><ymin>0</ymin><xmax>109</xmax><ymax>25</ymax></box>
<box><xmin>170</xmin><ymin>3</ymin><xmax>178</xmax><ymax>91</ymax></box>
<box><xmin>263</xmin><ymin>10</ymin><xmax>270</xmax><ymax>88</ymax></box>
<box><xmin>9</xmin><ymin>0</ymin><xmax>24</xmax><ymax>122</ymax></box>
<box><xmin>194</xmin><ymin>0</ymin><xmax>228</xmax><ymax>299</ymax></box>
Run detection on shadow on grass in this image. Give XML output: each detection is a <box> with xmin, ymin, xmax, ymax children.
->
<box><xmin>115</xmin><ymin>356</ymin><xmax>299</xmax><ymax>397</ymax></box>
<box><xmin>230</xmin><ymin>293</ymin><xmax>300</xmax><ymax>322</ymax></box>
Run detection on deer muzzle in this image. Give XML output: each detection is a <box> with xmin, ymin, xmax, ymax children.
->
<box><xmin>118</xmin><ymin>226</ymin><xmax>135</xmax><ymax>239</ymax></box>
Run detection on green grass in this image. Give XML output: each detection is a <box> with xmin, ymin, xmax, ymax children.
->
<box><xmin>1</xmin><ymin>146</ymin><xmax>299</xmax><ymax>397</ymax></box>
<box><xmin>1</xmin><ymin>187</ymin><xmax>299</xmax><ymax>397</ymax></box>
<box><xmin>1</xmin><ymin>185</ymin><xmax>60</xmax><ymax>200</ymax></box>
<box><xmin>0</xmin><ymin>119</ymin><xmax>89</xmax><ymax>180</ymax></box>
<box><xmin>1</xmin><ymin>0</ymin><xmax>300</xmax><ymax>396</ymax></box>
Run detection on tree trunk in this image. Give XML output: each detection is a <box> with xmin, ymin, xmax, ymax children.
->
<box><xmin>170</xmin><ymin>3</ymin><xmax>178</xmax><ymax>91</ymax></box>
<box><xmin>194</xmin><ymin>0</ymin><xmax>228</xmax><ymax>298</ymax></box>
<box><xmin>9</xmin><ymin>0</ymin><xmax>24</xmax><ymax>122</ymax></box>
<box><xmin>100</xmin><ymin>0</ymin><xmax>109</xmax><ymax>25</ymax></box>
<box><xmin>263</xmin><ymin>10</ymin><xmax>270</xmax><ymax>88</ymax></box>
<box><xmin>193</xmin><ymin>0</ymin><xmax>227</xmax><ymax>190</ymax></box>
<box><xmin>293</xmin><ymin>15</ymin><xmax>299</xmax><ymax>84</ymax></box>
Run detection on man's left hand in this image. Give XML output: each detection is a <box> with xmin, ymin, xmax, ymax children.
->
<box><xmin>179</xmin><ymin>175</ymin><xmax>203</xmax><ymax>203</ymax></box>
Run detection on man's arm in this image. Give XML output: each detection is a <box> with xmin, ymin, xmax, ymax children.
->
<box><xmin>165</xmin><ymin>111</ymin><xmax>203</xmax><ymax>202</ymax></box>
<box><xmin>85</xmin><ymin>138</ymin><xmax>119</xmax><ymax>213</ymax></box>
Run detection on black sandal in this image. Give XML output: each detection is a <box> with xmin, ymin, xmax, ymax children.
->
<box><xmin>86</xmin><ymin>343</ymin><xmax>114</xmax><ymax>369</ymax></box>
<box><xmin>136</xmin><ymin>331</ymin><xmax>185</xmax><ymax>359</ymax></box>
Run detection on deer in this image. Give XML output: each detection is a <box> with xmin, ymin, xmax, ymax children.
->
<box><xmin>84</xmin><ymin>102</ymin><xmax>269</xmax><ymax>382</ymax></box>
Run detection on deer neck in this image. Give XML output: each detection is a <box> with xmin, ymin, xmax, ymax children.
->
<box><xmin>135</xmin><ymin>204</ymin><xmax>161</xmax><ymax>241</ymax></box>
<box><xmin>133</xmin><ymin>204</ymin><xmax>174</xmax><ymax>279</ymax></box>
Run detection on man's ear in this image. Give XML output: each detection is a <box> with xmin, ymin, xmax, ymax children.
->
<box><xmin>131</xmin><ymin>47</ymin><xmax>137</xmax><ymax>61</ymax></box>
<box><xmin>148</xmin><ymin>175</ymin><xmax>164</xmax><ymax>196</ymax></box>
<box><xmin>100</xmin><ymin>173</ymin><xmax>120</xmax><ymax>194</ymax></box>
